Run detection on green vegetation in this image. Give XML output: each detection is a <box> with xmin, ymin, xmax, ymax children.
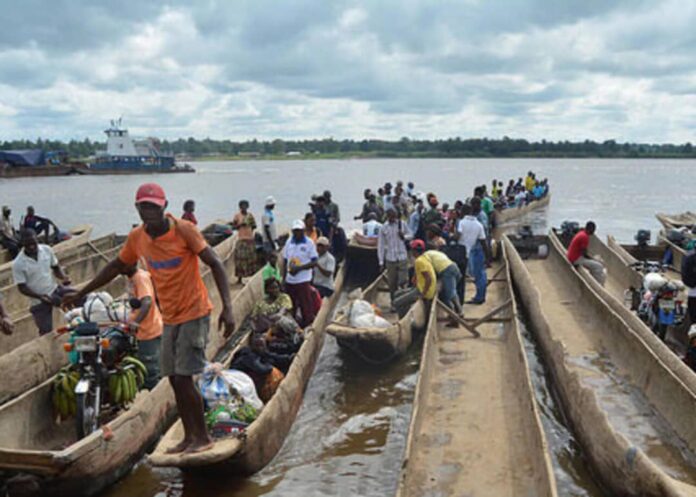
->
<box><xmin>2</xmin><ymin>136</ymin><xmax>695</xmax><ymax>159</ymax></box>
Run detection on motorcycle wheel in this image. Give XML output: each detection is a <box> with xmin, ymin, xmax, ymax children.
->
<box><xmin>76</xmin><ymin>386</ymin><xmax>99</xmax><ymax>439</ymax></box>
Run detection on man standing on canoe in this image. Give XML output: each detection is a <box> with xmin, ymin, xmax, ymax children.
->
<box><xmin>282</xmin><ymin>220</ymin><xmax>319</xmax><ymax>327</ymax></box>
<box><xmin>63</xmin><ymin>183</ymin><xmax>235</xmax><ymax>454</ymax></box>
<box><xmin>566</xmin><ymin>221</ymin><xmax>606</xmax><ymax>286</ymax></box>
<box><xmin>378</xmin><ymin>208</ymin><xmax>412</xmax><ymax>307</ymax></box>
<box><xmin>13</xmin><ymin>228</ymin><xmax>77</xmax><ymax>334</ymax></box>
<box><xmin>456</xmin><ymin>204</ymin><xmax>490</xmax><ymax>305</ymax></box>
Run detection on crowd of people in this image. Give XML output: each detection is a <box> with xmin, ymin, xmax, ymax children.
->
<box><xmin>352</xmin><ymin>174</ymin><xmax>550</xmax><ymax>317</ymax></box>
<box><xmin>1</xmin><ymin>205</ymin><xmax>63</xmax><ymax>258</ymax></box>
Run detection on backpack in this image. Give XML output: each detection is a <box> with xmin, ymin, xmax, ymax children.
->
<box><xmin>682</xmin><ymin>252</ymin><xmax>696</xmax><ymax>288</ymax></box>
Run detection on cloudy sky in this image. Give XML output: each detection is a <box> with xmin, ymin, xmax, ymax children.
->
<box><xmin>1</xmin><ymin>0</ymin><xmax>695</xmax><ymax>142</ymax></box>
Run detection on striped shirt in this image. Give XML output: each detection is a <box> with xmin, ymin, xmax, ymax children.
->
<box><xmin>377</xmin><ymin>220</ymin><xmax>412</xmax><ymax>265</ymax></box>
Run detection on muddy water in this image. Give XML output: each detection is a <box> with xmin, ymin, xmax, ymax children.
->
<box><xmin>101</xmin><ymin>336</ymin><xmax>423</xmax><ymax>497</ymax></box>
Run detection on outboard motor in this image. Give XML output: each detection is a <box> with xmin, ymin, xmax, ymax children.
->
<box><xmin>559</xmin><ymin>221</ymin><xmax>580</xmax><ymax>245</ymax></box>
<box><xmin>634</xmin><ymin>229</ymin><xmax>651</xmax><ymax>248</ymax></box>
<box><xmin>666</xmin><ymin>229</ymin><xmax>686</xmax><ymax>247</ymax></box>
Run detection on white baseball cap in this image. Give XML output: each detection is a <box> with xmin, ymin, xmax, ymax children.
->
<box><xmin>292</xmin><ymin>219</ymin><xmax>305</xmax><ymax>230</ymax></box>
<box><xmin>265</xmin><ymin>196</ymin><xmax>276</xmax><ymax>206</ymax></box>
<box><xmin>689</xmin><ymin>325</ymin><xmax>696</xmax><ymax>340</ymax></box>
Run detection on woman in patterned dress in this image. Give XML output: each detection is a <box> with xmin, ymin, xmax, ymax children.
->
<box><xmin>233</xmin><ymin>200</ymin><xmax>259</xmax><ymax>284</ymax></box>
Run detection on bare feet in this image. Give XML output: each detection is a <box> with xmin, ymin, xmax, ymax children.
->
<box><xmin>165</xmin><ymin>438</ymin><xmax>191</xmax><ymax>454</ymax></box>
<box><xmin>184</xmin><ymin>438</ymin><xmax>214</xmax><ymax>454</ymax></box>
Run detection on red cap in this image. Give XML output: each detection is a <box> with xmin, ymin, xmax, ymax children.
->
<box><xmin>410</xmin><ymin>239</ymin><xmax>425</xmax><ymax>251</ymax></box>
<box><xmin>135</xmin><ymin>183</ymin><xmax>166</xmax><ymax>207</ymax></box>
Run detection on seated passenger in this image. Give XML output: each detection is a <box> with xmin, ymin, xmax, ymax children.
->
<box><xmin>230</xmin><ymin>335</ymin><xmax>285</xmax><ymax>402</ymax></box>
<box><xmin>252</xmin><ymin>278</ymin><xmax>293</xmax><ymax>320</ymax></box>
<box><xmin>266</xmin><ymin>315</ymin><xmax>303</xmax><ymax>356</ymax></box>
<box><xmin>567</xmin><ymin>221</ymin><xmax>606</xmax><ymax>286</ymax></box>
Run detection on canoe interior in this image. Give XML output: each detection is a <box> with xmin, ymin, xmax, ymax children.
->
<box><xmin>150</xmin><ymin>264</ymin><xmax>345</xmax><ymax>471</ymax></box>
<box><xmin>506</xmin><ymin>234</ymin><xmax>696</xmax><ymax>495</ymax></box>
<box><xmin>329</xmin><ymin>272</ymin><xmax>425</xmax><ymax>364</ymax></box>
<box><xmin>397</xmin><ymin>245</ymin><xmax>557</xmax><ymax>497</ymax></box>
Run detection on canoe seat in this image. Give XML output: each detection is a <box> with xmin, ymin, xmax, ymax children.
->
<box><xmin>75</xmin><ymin>322</ymin><xmax>100</xmax><ymax>336</ymax></box>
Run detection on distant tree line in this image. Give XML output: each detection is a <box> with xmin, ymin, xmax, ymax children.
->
<box><xmin>1</xmin><ymin>136</ymin><xmax>695</xmax><ymax>158</ymax></box>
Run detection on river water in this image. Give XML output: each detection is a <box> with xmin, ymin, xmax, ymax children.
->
<box><xmin>2</xmin><ymin>158</ymin><xmax>694</xmax><ymax>497</ymax></box>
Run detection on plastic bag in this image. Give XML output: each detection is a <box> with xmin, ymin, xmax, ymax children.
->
<box><xmin>222</xmin><ymin>369</ymin><xmax>264</xmax><ymax>410</ymax></box>
<box><xmin>349</xmin><ymin>299</ymin><xmax>374</xmax><ymax>325</ymax></box>
<box><xmin>198</xmin><ymin>363</ymin><xmax>264</xmax><ymax>411</ymax></box>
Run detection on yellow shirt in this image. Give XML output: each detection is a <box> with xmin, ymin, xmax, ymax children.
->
<box><xmin>415</xmin><ymin>255</ymin><xmax>437</xmax><ymax>300</ymax></box>
<box><xmin>423</xmin><ymin>250</ymin><xmax>454</xmax><ymax>274</ymax></box>
<box><xmin>525</xmin><ymin>176</ymin><xmax>535</xmax><ymax>192</ymax></box>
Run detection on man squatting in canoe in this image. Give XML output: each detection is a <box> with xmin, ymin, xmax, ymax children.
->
<box><xmin>64</xmin><ymin>183</ymin><xmax>235</xmax><ymax>454</ymax></box>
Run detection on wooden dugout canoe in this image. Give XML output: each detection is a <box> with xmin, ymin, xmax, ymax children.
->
<box><xmin>397</xmin><ymin>243</ymin><xmax>558</xmax><ymax>497</ymax></box>
<box><xmin>0</xmin><ymin>237</ymin><xmax>126</xmax><ymax>357</ymax></box>
<box><xmin>326</xmin><ymin>273</ymin><xmax>426</xmax><ymax>364</ymax></box>
<box><xmin>0</xmin><ymin>224</ymin><xmax>93</xmax><ymax>269</ymax></box>
<box><xmin>0</xmin><ymin>228</ymin><xmax>238</xmax><ymax>497</ymax></box>
<box><xmin>0</xmin><ymin>231</ymin><xmax>119</xmax><ymax>289</ymax></box>
<box><xmin>505</xmin><ymin>233</ymin><xmax>696</xmax><ymax>496</ymax></box>
<box><xmin>0</xmin><ymin>222</ymin><xmax>237</xmax><ymax>408</ymax></box>
<box><xmin>553</xmin><ymin>230</ymin><xmax>696</xmax><ymax>386</ymax></box>
<box><xmin>657</xmin><ymin>211</ymin><xmax>696</xmax><ymax>231</ymax></box>
<box><xmin>492</xmin><ymin>194</ymin><xmax>550</xmax><ymax>226</ymax></box>
<box><xmin>149</xmin><ymin>263</ymin><xmax>346</xmax><ymax>472</ymax></box>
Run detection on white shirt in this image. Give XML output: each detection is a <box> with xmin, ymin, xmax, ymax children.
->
<box><xmin>262</xmin><ymin>208</ymin><xmax>277</xmax><ymax>243</ymax></box>
<box><xmin>313</xmin><ymin>251</ymin><xmax>336</xmax><ymax>290</ymax></box>
<box><xmin>282</xmin><ymin>236</ymin><xmax>318</xmax><ymax>284</ymax></box>
<box><xmin>457</xmin><ymin>216</ymin><xmax>486</xmax><ymax>253</ymax></box>
<box><xmin>12</xmin><ymin>244</ymin><xmax>59</xmax><ymax>305</ymax></box>
<box><xmin>363</xmin><ymin>220</ymin><xmax>382</xmax><ymax>238</ymax></box>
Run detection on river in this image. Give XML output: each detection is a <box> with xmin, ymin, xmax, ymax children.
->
<box><xmin>1</xmin><ymin>158</ymin><xmax>694</xmax><ymax>497</ymax></box>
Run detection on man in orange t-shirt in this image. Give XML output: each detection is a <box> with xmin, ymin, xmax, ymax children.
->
<box><xmin>64</xmin><ymin>183</ymin><xmax>235</xmax><ymax>454</ymax></box>
<box><xmin>125</xmin><ymin>265</ymin><xmax>164</xmax><ymax>390</ymax></box>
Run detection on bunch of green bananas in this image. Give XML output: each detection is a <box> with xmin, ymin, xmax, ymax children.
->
<box><xmin>108</xmin><ymin>356</ymin><xmax>147</xmax><ymax>406</ymax></box>
<box><xmin>52</xmin><ymin>367</ymin><xmax>79</xmax><ymax>421</ymax></box>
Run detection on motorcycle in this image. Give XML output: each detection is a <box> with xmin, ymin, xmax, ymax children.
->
<box><xmin>628</xmin><ymin>263</ymin><xmax>685</xmax><ymax>340</ymax></box>
<box><xmin>57</xmin><ymin>321</ymin><xmax>137</xmax><ymax>438</ymax></box>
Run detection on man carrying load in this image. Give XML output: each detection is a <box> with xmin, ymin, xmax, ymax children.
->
<box><xmin>63</xmin><ymin>183</ymin><xmax>235</xmax><ymax>454</ymax></box>
<box><xmin>566</xmin><ymin>221</ymin><xmax>606</xmax><ymax>286</ymax></box>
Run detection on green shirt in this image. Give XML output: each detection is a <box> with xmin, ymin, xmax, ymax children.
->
<box><xmin>262</xmin><ymin>263</ymin><xmax>281</xmax><ymax>284</ymax></box>
<box><xmin>481</xmin><ymin>197</ymin><xmax>494</xmax><ymax>216</ymax></box>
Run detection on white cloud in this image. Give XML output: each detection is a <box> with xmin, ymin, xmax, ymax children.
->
<box><xmin>0</xmin><ymin>0</ymin><xmax>695</xmax><ymax>142</ymax></box>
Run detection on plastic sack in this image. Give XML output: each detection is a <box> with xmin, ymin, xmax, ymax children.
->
<box><xmin>198</xmin><ymin>363</ymin><xmax>264</xmax><ymax>411</ymax></box>
<box><xmin>349</xmin><ymin>299</ymin><xmax>374</xmax><ymax>324</ymax></box>
<box><xmin>349</xmin><ymin>298</ymin><xmax>391</xmax><ymax>328</ymax></box>
<box><xmin>221</xmin><ymin>369</ymin><xmax>264</xmax><ymax>410</ymax></box>
<box><xmin>644</xmin><ymin>273</ymin><xmax>667</xmax><ymax>292</ymax></box>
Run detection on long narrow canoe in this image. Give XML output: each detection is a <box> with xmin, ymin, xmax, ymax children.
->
<box><xmin>0</xmin><ymin>232</ymin><xmax>120</xmax><ymax>289</ymax></box>
<box><xmin>327</xmin><ymin>273</ymin><xmax>426</xmax><ymax>364</ymax></box>
<box><xmin>553</xmin><ymin>229</ymin><xmax>696</xmax><ymax>384</ymax></box>
<box><xmin>0</xmin><ymin>229</ymin><xmax>238</xmax><ymax>497</ymax></box>
<box><xmin>0</xmin><ymin>224</ymin><xmax>93</xmax><ymax>269</ymax></box>
<box><xmin>657</xmin><ymin>211</ymin><xmax>696</xmax><ymax>231</ymax></box>
<box><xmin>0</xmin><ymin>222</ymin><xmax>234</xmax><ymax>407</ymax></box>
<box><xmin>492</xmin><ymin>194</ymin><xmax>550</xmax><ymax>226</ymax></box>
<box><xmin>506</xmin><ymin>233</ymin><xmax>696</xmax><ymax>496</ymax></box>
<box><xmin>149</xmin><ymin>263</ymin><xmax>346</xmax><ymax>471</ymax></box>
<box><xmin>0</xmin><ymin>239</ymin><xmax>126</xmax><ymax>357</ymax></box>
<box><xmin>397</xmin><ymin>243</ymin><xmax>558</xmax><ymax>497</ymax></box>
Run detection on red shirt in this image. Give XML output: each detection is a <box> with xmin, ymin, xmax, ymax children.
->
<box><xmin>567</xmin><ymin>230</ymin><xmax>589</xmax><ymax>263</ymax></box>
<box><xmin>182</xmin><ymin>211</ymin><xmax>197</xmax><ymax>225</ymax></box>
